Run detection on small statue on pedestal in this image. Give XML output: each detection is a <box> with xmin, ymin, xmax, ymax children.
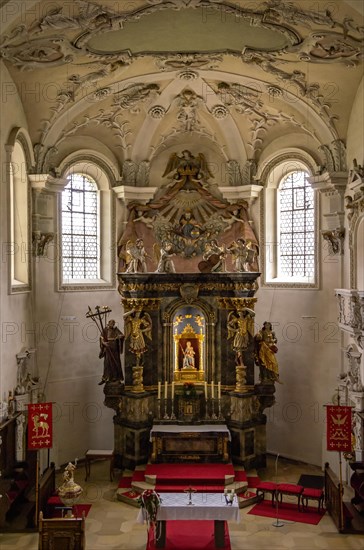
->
<box><xmin>255</xmin><ymin>321</ymin><xmax>280</xmax><ymax>384</ymax></box>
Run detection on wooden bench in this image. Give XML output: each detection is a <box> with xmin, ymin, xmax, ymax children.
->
<box><xmin>84</xmin><ymin>449</ymin><xmax>114</xmax><ymax>481</ymax></box>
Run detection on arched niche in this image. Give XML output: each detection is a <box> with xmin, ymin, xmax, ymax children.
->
<box><xmin>163</xmin><ymin>298</ymin><xmax>216</xmax><ymax>385</ymax></box>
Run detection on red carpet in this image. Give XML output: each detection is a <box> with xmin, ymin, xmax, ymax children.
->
<box><xmin>144</xmin><ymin>463</ymin><xmax>235</xmax><ymax>493</ymax></box>
<box><xmin>248</xmin><ymin>499</ymin><xmax>325</xmax><ymax>525</ymax></box>
<box><xmin>145</xmin><ymin>463</ymin><xmax>234</xmax><ymax>481</ymax></box>
<box><xmin>146</xmin><ymin>520</ymin><xmax>231</xmax><ymax>549</ymax></box>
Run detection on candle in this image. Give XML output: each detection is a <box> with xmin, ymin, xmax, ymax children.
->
<box><xmin>211</xmin><ymin>381</ymin><xmax>214</xmax><ymax>399</ymax></box>
<box><xmin>164</xmin><ymin>381</ymin><xmax>168</xmax><ymax>399</ymax></box>
<box><xmin>172</xmin><ymin>382</ymin><xmax>175</xmax><ymax>399</ymax></box>
<box><xmin>218</xmin><ymin>382</ymin><xmax>221</xmax><ymax>400</ymax></box>
<box><xmin>158</xmin><ymin>381</ymin><xmax>161</xmax><ymax>399</ymax></box>
<box><xmin>204</xmin><ymin>381</ymin><xmax>207</xmax><ymax>399</ymax></box>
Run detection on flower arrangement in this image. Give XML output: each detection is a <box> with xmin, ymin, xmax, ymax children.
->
<box><xmin>137</xmin><ymin>489</ymin><xmax>161</xmax><ymax>524</ymax></box>
<box><xmin>183</xmin><ymin>382</ymin><xmax>196</xmax><ymax>397</ymax></box>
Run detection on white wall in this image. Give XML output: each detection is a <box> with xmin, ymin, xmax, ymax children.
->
<box><xmin>255</xmin><ymin>194</ymin><xmax>343</xmax><ymax>467</ymax></box>
<box><xmin>0</xmin><ymin>61</ymin><xmax>33</xmax><ymax>400</ymax></box>
<box><xmin>33</xmin><ymin>216</ymin><xmax>122</xmax><ymax>467</ymax></box>
<box><xmin>0</xmin><ymin>62</ymin><xmax>122</xmax><ymax>464</ymax></box>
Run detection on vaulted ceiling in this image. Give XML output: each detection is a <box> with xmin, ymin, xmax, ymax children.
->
<box><xmin>1</xmin><ymin>0</ymin><xmax>363</xmax><ymax>185</ymax></box>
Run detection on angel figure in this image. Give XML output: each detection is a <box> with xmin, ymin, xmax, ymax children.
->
<box><xmin>200</xmin><ymin>239</ymin><xmax>226</xmax><ymax>273</ymax></box>
<box><xmin>226</xmin><ymin>238</ymin><xmax>249</xmax><ymax>272</ymax></box>
<box><xmin>124</xmin><ymin>309</ymin><xmax>152</xmax><ymax>366</ymax></box>
<box><xmin>154</xmin><ymin>242</ymin><xmax>176</xmax><ymax>273</ymax></box>
<box><xmin>163</xmin><ymin>150</ymin><xmax>213</xmax><ymax>181</ymax></box>
<box><xmin>227</xmin><ymin>308</ymin><xmax>255</xmax><ymax>366</ymax></box>
<box><xmin>125</xmin><ymin>238</ymin><xmax>150</xmax><ymax>273</ymax></box>
<box><xmin>245</xmin><ymin>240</ymin><xmax>259</xmax><ymax>271</ymax></box>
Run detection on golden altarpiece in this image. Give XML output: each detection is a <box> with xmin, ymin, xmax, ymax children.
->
<box><xmin>102</xmin><ymin>152</ymin><xmax>276</xmax><ymax>470</ymax></box>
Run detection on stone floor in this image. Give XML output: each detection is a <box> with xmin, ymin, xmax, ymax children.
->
<box><xmin>1</xmin><ymin>455</ymin><xmax>364</xmax><ymax>550</ymax></box>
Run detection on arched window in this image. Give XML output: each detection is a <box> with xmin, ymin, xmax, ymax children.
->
<box><xmin>278</xmin><ymin>171</ymin><xmax>314</xmax><ymax>279</ymax></box>
<box><xmin>58</xmin><ymin>160</ymin><xmax>115</xmax><ymax>290</ymax></box>
<box><xmin>10</xmin><ymin>141</ymin><xmax>30</xmax><ymax>292</ymax></box>
<box><xmin>61</xmin><ymin>173</ymin><xmax>99</xmax><ymax>280</ymax></box>
<box><xmin>263</xmin><ymin>159</ymin><xmax>317</xmax><ymax>287</ymax></box>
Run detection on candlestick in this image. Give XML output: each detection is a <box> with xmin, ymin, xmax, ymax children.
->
<box><xmin>204</xmin><ymin>381</ymin><xmax>207</xmax><ymax>399</ymax></box>
<box><xmin>211</xmin><ymin>381</ymin><xmax>214</xmax><ymax>400</ymax></box>
<box><xmin>218</xmin><ymin>382</ymin><xmax>221</xmax><ymax>400</ymax></box>
<box><xmin>164</xmin><ymin>381</ymin><xmax>168</xmax><ymax>399</ymax></box>
<box><xmin>158</xmin><ymin>381</ymin><xmax>161</xmax><ymax>400</ymax></box>
<box><xmin>170</xmin><ymin>382</ymin><xmax>176</xmax><ymax>420</ymax></box>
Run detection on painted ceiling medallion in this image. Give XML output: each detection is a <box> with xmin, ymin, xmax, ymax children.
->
<box><xmin>85</xmin><ymin>8</ymin><xmax>294</xmax><ymax>57</ymax></box>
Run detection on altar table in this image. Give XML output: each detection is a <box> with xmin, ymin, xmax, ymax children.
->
<box><xmin>150</xmin><ymin>424</ymin><xmax>231</xmax><ymax>463</ymax></box>
<box><xmin>137</xmin><ymin>492</ymin><xmax>239</xmax><ymax>548</ymax></box>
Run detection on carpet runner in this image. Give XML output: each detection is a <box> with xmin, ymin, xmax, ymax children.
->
<box><xmin>145</xmin><ymin>463</ymin><xmax>235</xmax><ymax>492</ymax></box>
<box><xmin>248</xmin><ymin>499</ymin><xmax>326</xmax><ymax>525</ymax></box>
<box><xmin>146</xmin><ymin>520</ymin><xmax>231</xmax><ymax>550</ymax></box>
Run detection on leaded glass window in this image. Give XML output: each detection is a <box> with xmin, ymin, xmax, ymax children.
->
<box><xmin>278</xmin><ymin>171</ymin><xmax>315</xmax><ymax>278</ymax></box>
<box><xmin>61</xmin><ymin>173</ymin><xmax>99</xmax><ymax>280</ymax></box>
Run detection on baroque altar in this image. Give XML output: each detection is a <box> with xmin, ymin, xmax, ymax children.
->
<box><xmin>104</xmin><ymin>271</ymin><xmax>276</xmax><ymax>469</ymax></box>
<box><xmin>101</xmin><ymin>150</ymin><xmax>276</xmax><ymax>469</ymax></box>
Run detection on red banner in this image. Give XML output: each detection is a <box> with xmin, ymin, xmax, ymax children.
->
<box><xmin>27</xmin><ymin>403</ymin><xmax>53</xmax><ymax>450</ymax></box>
<box><xmin>326</xmin><ymin>405</ymin><xmax>352</xmax><ymax>452</ymax></box>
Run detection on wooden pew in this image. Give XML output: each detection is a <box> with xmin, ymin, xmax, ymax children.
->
<box><xmin>38</xmin><ymin>510</ymin><xmax>86</xmax><ymax>549</ymax></box>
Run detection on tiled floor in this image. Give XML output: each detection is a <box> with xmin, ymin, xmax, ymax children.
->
<box><xmin>1</xmin><ymin>455</ymin><xmax>363</xmax><ymax>550</ymax></box>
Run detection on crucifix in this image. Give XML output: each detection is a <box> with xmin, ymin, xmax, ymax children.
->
<box><xmin>184</xmin><ymin>486</ymin><xmax>197</xmax><ymax>505</ymax></box>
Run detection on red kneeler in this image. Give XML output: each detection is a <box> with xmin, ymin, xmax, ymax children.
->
<box><xmin>299</xmin><ymin>488</ymin><xmax>324</xmax><ymax>512</ymax></box>
<box><xmin>256</xmin><ymin>482</ymin><xmax>278</xmax><ymax>506</ymax></box>
<box><xmin>276</xmin><ymin>483</ymin><xmax>303</xmax><ymax>509</ymax></box>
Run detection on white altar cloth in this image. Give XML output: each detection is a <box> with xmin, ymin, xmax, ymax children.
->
<box><xmin>137</xmin><ymin>492</ymin><xmax>240</xmax><ymax>523</ymax></box>
<box><xmin>150</xmin><ymin>424</ymin><xmax>231</xmax><ymax>441</ymax></box>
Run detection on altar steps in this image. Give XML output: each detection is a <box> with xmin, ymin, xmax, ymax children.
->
<box><xmin>144</xmin><ymin>463</ymin><xmax>235</xmax><ymax>488</ymax></box>
<box><xmin>116</xmin><ymin>463</ymin><xmax>261</xmax><ymax>508</ymax></box>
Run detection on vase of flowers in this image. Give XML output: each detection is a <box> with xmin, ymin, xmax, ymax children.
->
<box><xmin>183</xmin><ymin>382</ymin><xmax>196</xmax><ymax>397</ymax></box>
<box><xmin>137</xmin><ymin>489</ymin><xmax>161</xmax><ymax>529</ymax></box>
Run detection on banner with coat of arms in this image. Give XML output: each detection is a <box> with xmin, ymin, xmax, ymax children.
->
<box><xmin>326</xmin><ymin>405</ymin><xmax>352</xmax><ymax>452</ymax></box>
<box><xmin>27</xmin><ymin>403</ymin><xmax>53</xmax><ymax>450</ymax></box>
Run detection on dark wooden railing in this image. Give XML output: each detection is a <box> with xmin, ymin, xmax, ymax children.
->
<box><xmin>324</xmin><ymin>462</ymin><xmax>345</xmax><ymax>531</ymax></box>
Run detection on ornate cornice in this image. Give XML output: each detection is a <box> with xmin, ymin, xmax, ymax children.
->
<box><xmin>112</xmin><ymin>185</ymin><xmax>157</xmax><ymax>204</ymax></box>
<box><xmin>28</xmin><ymin>173</ymin><xmax>68</xmax><ymax>193</ymax></box>
<box><xmin>308</xmin><ymin>169</ymin><xmax>348</xmax><ymax>197</ymax></box>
